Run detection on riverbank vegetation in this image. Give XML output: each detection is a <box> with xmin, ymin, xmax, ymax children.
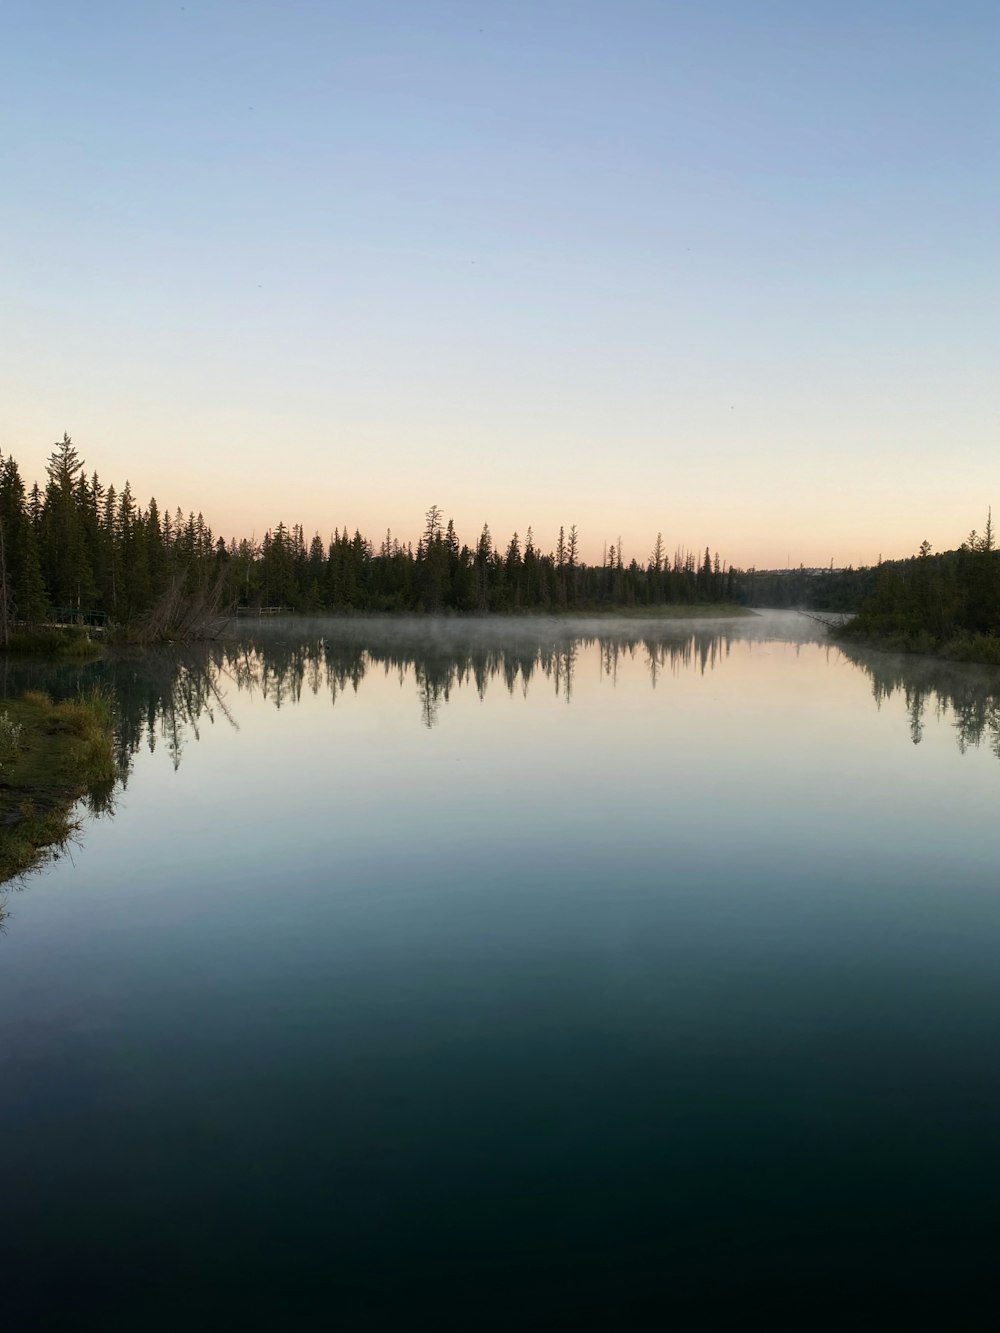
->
<box><xmin>3</xmin><ymin>627</ymin><xmax>104</xmax><ymax>658</ymax></box>
<box><xmin>835</xmin><ymin>515</ymin><xmax>1000</xmax><ymax>664</ymax></box>
<box><xmin>0</xmin><ymin>687</ymin><xmax>116</xmax><ymax>884</ymax></box>
<box><xmin>1</xmin><ymin>437</ymin><xmax>741</xmax><ymax>635</ymax></box>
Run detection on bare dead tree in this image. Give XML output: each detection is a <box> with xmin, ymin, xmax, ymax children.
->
<box><xmin>128</xmin><ymin>567</ymin><xmax>232</xmax><ymax>646</ymax></box>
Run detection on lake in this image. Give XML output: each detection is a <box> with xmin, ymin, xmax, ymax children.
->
<box><xmin>3</xmin><ymin>611</ymin><xmax>1000</xmax><ymax>1326</ymax></box>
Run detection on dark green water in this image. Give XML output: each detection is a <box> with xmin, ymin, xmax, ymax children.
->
<box><xmin>3</xmin><ymin>614</ymin><xmax>1000</xmax><ymax>1326</ymax></box>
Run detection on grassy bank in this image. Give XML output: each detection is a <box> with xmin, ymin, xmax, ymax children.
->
<box><xmin>0</xmin><ymin>688</ymin><xmax>116</xmax><ymax>885</ymax></box>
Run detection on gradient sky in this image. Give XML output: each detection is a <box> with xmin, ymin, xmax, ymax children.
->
<box><xmin>3</xmin><ymin>1</ymin><xmax>998</xmax><ymax>568</ymax></box>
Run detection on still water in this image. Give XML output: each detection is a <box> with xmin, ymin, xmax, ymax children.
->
<box><xmin>3</xmin><ymin>612</ymin><xmax>1000</xmax><ymax>1325</ymax></box>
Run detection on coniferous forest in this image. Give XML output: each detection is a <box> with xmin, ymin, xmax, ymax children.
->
<box><xmin>836</xmin><ymin>515</ymin><xmax>1000</xmax><ymax>662</ymax></box>
<box><xmin>3</xmin><ymin>436</ymin><xmax>999</xmax><ymax>661</ymax></box>
<box><xmin>0</xmin><ymin>436</ymin><xmax>739</xmax><ymax>638</ymax></box>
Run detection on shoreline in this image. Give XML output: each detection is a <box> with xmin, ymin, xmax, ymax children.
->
<box><xmin>833</xmin><ymin>623</ymin><xmax>1000</xmax><ymax>668</ymax></box>
<box><xmin>0</xmin><ymin>690</ymin><xmax>116</xmax><ymax>886</ymax></box>
<box><xmin>225</xmin><ymin>602</ymin><xmax>757</xmax><ymax>623</ymax></box>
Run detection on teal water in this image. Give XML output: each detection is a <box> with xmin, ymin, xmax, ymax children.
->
<box><xmin>2</xmin><ymin>614</ymin><xmax>1000</xmax><ymax>1326</ymax></box>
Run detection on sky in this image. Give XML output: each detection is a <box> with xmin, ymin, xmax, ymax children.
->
<box><xmin>2</xmin><ymin>0</ymin><xmax>998</xmax><ymax>569</ymax></box>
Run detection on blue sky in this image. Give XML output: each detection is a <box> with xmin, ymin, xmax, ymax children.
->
<box><xmin>3</xmin><ymin>1</ymin><xmax>998</xmax><ymax>565</ymax></box>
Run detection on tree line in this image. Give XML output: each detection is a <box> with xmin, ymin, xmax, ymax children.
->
<box><xmin>836</xmin><ymin>514</ymin><xmax>1000</xmax><ymax>662</ymax></box>
<box><xmin>0</xmin><ymin>436</ymin><xmax>740</xmax><ymax>637</ymax></box>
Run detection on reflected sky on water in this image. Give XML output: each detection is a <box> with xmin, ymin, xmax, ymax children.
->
<box><xmin>2</xmin><ymin>612</ymin><xmax>1000</xmax><ymax>1323</ymax></box>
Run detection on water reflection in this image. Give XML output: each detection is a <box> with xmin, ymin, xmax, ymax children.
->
<box><xmin>839</xmin><ymin>643</ymin><xmax>1000</xmax><ymax>757</ymax></box>
<box><xmin>5</xmin><ymin>619</ymin><xmax>1000</xmax><ymax>1319</ymax></box>
<box><xmin>8</xmin><ymin>618</ymin><xmax>815</xmax><ymax>770</ymax></box>
<box><xmin>6</xmin><ymin>619</ymin><xmax>1000</xmax><ymax>787</ymax></box>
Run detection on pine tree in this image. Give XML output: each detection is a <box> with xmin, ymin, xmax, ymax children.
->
<box><xmin>41</xmin><ymin>433</ymin><xmax>93</xmax><ymax>611</ymax></box>
<box><xmin>0</xmin><ymin>454</ymin><xmax>47</xmax><ymax>624</ymax></box>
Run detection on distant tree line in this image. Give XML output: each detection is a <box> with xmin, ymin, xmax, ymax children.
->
<box><xmin>738</xmin><ymin>564</ymin><xmax>881</xmax><ymax>611</ymax></box>
<box><xmin>0</xmin><ymin>436</ymin><xmax>740</xmax><ymax>637</ymax></box>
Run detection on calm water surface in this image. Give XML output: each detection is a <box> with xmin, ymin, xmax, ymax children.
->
<box><xmin>3</xmin><ymin>613</ymin><xmax>1000</xmax><ymax>1325</ymax></box>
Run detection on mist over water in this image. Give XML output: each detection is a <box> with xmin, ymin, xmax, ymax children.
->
<box><xmin>3</xmin><ymin>613</ymin><xmax>1000</xmax><ymax>1322</ymax></box>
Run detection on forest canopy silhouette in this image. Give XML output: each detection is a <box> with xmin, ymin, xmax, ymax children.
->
<box><xmin>0</xmin><ymin>436</ymin><xmax>738</xmax><ymax>637</ymax></box>
<box><xmin>2</xmin><ymin>437</ymin><xmax>998</xmax><ymax>658</ymax></box>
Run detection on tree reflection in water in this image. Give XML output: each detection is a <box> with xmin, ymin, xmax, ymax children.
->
<box><xmin>9</xmin><ymin>621</ymin><xmax>1000</xmax><ymax>790</ymax></box>
<box><xmin>838</xmin><ymin>643</ymin><xmax>1000</xmax><ymax>757</ymax></box>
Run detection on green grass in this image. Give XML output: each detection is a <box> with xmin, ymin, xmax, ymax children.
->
<box><xmin>0</xmin><ymin>687</ymin><xmax>116</xmax><ymax>885</ymax></box>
